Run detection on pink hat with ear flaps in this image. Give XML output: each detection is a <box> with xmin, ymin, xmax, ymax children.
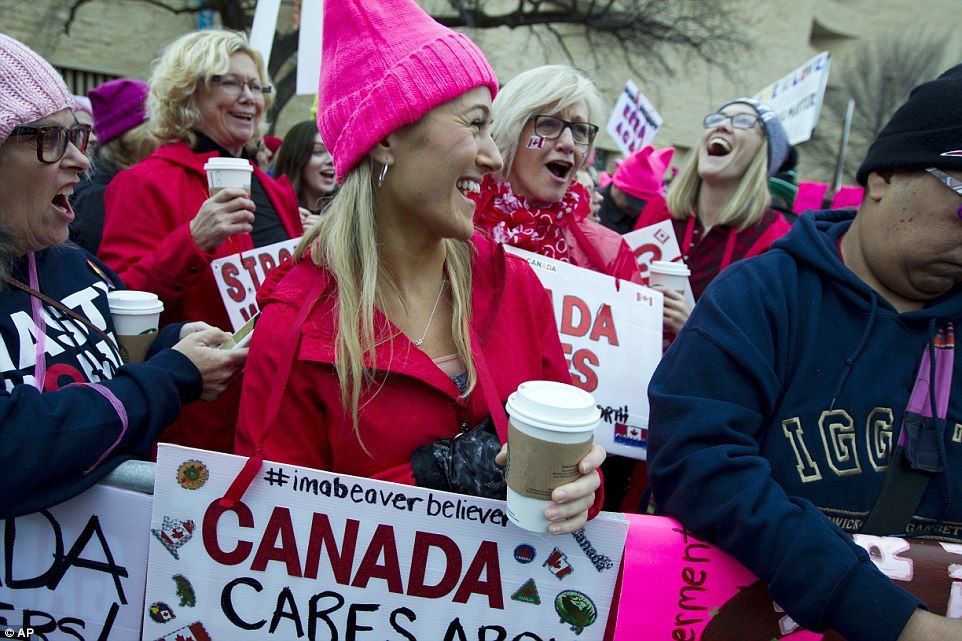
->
<box><xmin>612</xmin><ymin>145</ymin><xmax>675</xmax><ymax>201</ymax></box>
<box><xmin>316</xmin><ymin>0</ymin><xmax>499</xmax><ymax>183</ymax></box>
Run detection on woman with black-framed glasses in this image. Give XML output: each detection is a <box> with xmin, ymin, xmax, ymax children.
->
<box><xmin>472</xmin><ymin>65</ymin><xmax>641</xmax><ymax>285</ymax></box>
<box><xmin>0</xmin><ymin>34</ymin><xmax>247</xmax><ymax>518</ymax></box>
<box><xmin>97</xmin><ymin>29</ymin><xmax>303</xmax><ymax>455</ymax></box>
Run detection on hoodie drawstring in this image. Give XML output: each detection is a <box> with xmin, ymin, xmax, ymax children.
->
<box><xmin>830</xmin><ymin>291</ymin><xmax>879</xmax><ymax>411</ymax></box>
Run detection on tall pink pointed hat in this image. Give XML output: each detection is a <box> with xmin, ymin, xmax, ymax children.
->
<box><xmin>612</xmin><ymin>145</ymin><xmax>675</xmax><ymax>201</ymax></box>
<box><xmin>317</xmin><ymin>0</ymin><xmax>499</xmax><ymax>183</ymax></box>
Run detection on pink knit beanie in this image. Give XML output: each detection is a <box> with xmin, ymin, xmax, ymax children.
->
<box><xmin>317</xmin><ymin>0</ymin><xmax>499</xmax><ymax>183</ymax></box>
<box><xmin>0</xmin><ymin>34</ymin><xmax>72</xmax><ymax>146</ymax></box>
<box><xmin>89</xmin><ymin>78</ymin><xmax>149</xmax><ymax>144</ymax></box>
<box><xmin>613</xmin><ymin>145</ymin><xmax>675</xmax><ymax>201</ymax></box>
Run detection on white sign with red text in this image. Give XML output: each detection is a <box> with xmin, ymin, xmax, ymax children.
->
<box><xmin>0</xmin><ymin>485</ymin><xmax>151</xmax><ymax>640</ymax></box>
<box><xmin>210</xmin><ymin>238</ymin><xmax>299</xmax><ymax>331</ymax></box>
<box><xmin>606</xmin><ymin>80</ymin><xmax>663</xmax><ymax>157</ymax></box>
<box><xmin>143</xmin><ymin>445</ymin><xmax>629</xmax><ymax>641</ymax></box>
<box><xmin>506</xmin><ymin>247</ymin><xmax>663</xmax><ymax>460</ymax></box>
<box><xmin>622</xmin><ymin>220</ymin><xmax>681</xmax><ymax>281</ymax></box>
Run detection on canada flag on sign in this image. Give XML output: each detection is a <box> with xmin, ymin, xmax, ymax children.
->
<box><xmin>154</xmin><ymin>621</ymin><xmax>212</xmax><ymax>641</ymax></box>
<box><xmin>544</xmin><ymin>547</ymin><xmax>574</xmax><ymax>579</ymax></box>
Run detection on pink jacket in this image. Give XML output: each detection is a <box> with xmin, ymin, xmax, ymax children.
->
<box><xmin>236</xmin><ymin>235</ymin><xmax>588</xmax><ymax>491</ymax></box>
<box><xmin>99</xmin><ymin>141</ymin><xmax>302</xmax><ymax>454</ymax></box>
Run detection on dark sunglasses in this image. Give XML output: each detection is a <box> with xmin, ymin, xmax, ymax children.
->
<box><xmin>11</xmin><ymin>123</ymin><xmax>91</xmax><ymax>163</ymax></box>
<box><xmin>925</xmin><ymin>167</ymin><xmax>962</xmax><ymax>220</ymax></box>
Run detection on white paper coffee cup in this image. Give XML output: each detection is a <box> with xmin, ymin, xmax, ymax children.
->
<box><xmin>505</xmin><ymin>380</ymin><xmax>599</xmax><ymax>532</ymax></box>
<box><xmin>204</xmin><ymin>157</ymin><xmax>253</xmax><ymax>196</ymax></box>
<box><xmin>648</xmin><ymin>260</ymin><xmax>691</xmax><ymax>293</ymax></box>
<box><xmin>107</xmin><ymin>290</ymin><xmax>164</xmax><ymax>363</ymax></box>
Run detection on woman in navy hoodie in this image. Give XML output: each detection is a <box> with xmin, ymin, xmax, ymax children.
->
<box><xmin>0</xmin><ymin>34</ymin><xmax>247</xmax><ymax>518</ymax></box>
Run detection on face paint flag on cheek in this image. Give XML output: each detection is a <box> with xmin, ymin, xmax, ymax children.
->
<box><xmin>527</xmin><ymin>135</ymin><xmax>545</xmax><ymax>149</ymax></box>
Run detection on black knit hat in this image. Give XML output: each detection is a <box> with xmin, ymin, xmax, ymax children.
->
<box><xmin>856</xmin><ymin>63</ymin><xmax>962</xmax><ymax>186</ymax></box>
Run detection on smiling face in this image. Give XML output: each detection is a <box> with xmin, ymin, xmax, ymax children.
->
<box><xmin>300</xmin><ymin>134</ymin><xmax>336</xmax><ymax>206</ymax></box>
<box><xmin>0</xmin><ymin>108</ymin><xmax>90</xmax><ymax>253</ymax></box>
<box><xmin>195</xmin><ymin>52</ymin><xmax>264</xmax><ymax>156</ymax></box>
<box><xmin>377</xmin><ymin>86</ymin><xmax>503</xmax><ymax>242</ymax></box>
<box><xmin>698</xmin><ymin>103</ymin><xmax>765</xmax><ymax>187</ymax></box>
<box><xmin>509</xmin><ymin>101</ymin><xmax>590</xmax><ymax>206</ymax></box>
<box><xmin>848</xmin><ymin>169</ymin><xmax>962</xmax><ymax>308</ymax></box>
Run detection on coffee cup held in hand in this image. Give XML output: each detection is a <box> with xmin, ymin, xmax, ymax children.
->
<box><xmin>107</xmin><ymin>290</ymin><xmax>164</xmax><ymax>364</ymax></box>
<box><xmin>505</xmin><ymin>380</ymin><xmax>599</xmax><ymax>532</ymax></box>
<box><xmin>204</xmin><ymin>157</ymin><xmax>253</xmax><ymax>197</ymax></box>
<box><xmin>648</xmin><ymin>260</ymin><xmax>691</xmax><ymax>294</ymax></box>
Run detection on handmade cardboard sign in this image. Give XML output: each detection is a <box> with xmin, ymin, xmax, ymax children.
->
<box><xmin>752</xmin><ymin>52</ymin><xmax>831</xmax><ymax>145</ymax></box>
<box><xmin>605</xmin><ymin>79</ymin><xmax>663</xmax><ymax>156</ymax></box>
<box><xmin>0</xmin><ymin>484</ymin><xmax>152</xmax><ymax>639</ymax></box>
<box><xmin>210</xmin><ymin>238</ymin><xmax>299</xmax><ymax>331</ymax></box>
<box><xmin>143</xmin><ymin>445</ymin><xmax>629</xmax><ymax>640</ymax></box>
<box><xmin>506</xmin><ymin>247</ymin><xmax>663</xmax><ymax>460</ymax></box>
<box><xmin>616</xmin><ymin>514</ymin><xmax>962</xmax><ymax>640</ymax></box>
<box><xmin>622</xmin><ymin>220</ymin><xmax>681</xmax><ymax>281</ymax></box>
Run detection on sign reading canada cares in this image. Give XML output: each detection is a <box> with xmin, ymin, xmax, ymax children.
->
<box><xmin>144</xmin><ymin>444</ymin><xmax>629</xmax><ymax>640</ymax></box>
<box><xmin>506</xmin><ymin>247</ymin><xmax>664</xmax><ymax>460</ymax></box>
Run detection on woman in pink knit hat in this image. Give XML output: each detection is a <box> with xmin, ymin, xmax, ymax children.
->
<box><xmin>235</xmin><ymin>0</ymin><xmax>605</xmax><ymax>532</ymax></box>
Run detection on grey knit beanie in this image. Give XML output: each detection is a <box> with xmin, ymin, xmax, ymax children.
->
<box><xmin>0</xmin><ymin>33</ymin><xmax>73</xmax><ymax>146</ymax></box>
<box><xmin>719</xmin><ymin>97</ymin><xmax>789</xmax><ymax>178</ymax></box>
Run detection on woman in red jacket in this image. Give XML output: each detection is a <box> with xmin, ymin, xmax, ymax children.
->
<box><xmin>98</xmin><ymin>30</ymin><xmax>302</xmax><ymax>454</ymax></box>
<box><xmin>235</xmin><ymin>0</ymin><xmax>604</xmax><ymax>534</ymax></box>
<box><xmin>473</xmin><ymin>65</ymin><xmax>641</xmax><ymax>284</ymax></box>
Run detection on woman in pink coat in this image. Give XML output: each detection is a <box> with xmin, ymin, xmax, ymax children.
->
<box><xmin>236</xmin><ymin>0</ymin><xmax>604</xmax><ymax>532</ymax></box>
<box><xmin>473</xmin><ymin>65</ymin><xmax>641</xmax><ymax>284</ymax></box>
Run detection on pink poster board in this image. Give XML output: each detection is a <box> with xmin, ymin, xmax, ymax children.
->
<box><xmin>615</xmin><ymin>514</ymin><xmax>961</xmax><ymax>640</ymax></box>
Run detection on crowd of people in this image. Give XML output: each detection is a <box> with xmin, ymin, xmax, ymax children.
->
<box><xmin>2</xmin><ymin>0</ymin><xmax>962</xmax><ymax>637</ymax></box>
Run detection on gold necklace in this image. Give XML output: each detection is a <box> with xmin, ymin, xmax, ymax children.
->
<box><xmin>412</xmin><ymin>280</ymin><xmax>446</xmax><ymax>347</ymax></box>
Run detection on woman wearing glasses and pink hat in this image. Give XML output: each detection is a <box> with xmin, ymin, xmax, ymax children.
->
<box><xmin>0</xmin><ymin>34</ymin><xmax>246</xmax><ymax>518</ymax></box>
<box><xmin>473</xmin><ymin>65</ymin><xmax>641</xmax><ymax>284</ymax></box>
<box><xmin>235</xmin><ymin>0</ymin><xmax>604</xmax><ymax>534</ymax></box>
<box><xmin>98</xmin><ymin>29</ymin><xmax>302</xmax><ymax>454</ymax></box>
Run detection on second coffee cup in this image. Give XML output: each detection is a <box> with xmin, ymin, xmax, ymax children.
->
<box><xmin>204</xmin><ymin>157</ymin><xmax>253</xmax><ymax>196</ymax></box>
<box><xmin>107</xmin><ymin>290</ymin><xmax>164</xmax><ymax>364</ymax></box>
<box><xmin>648</xmin><ymin>260</ymin><xmax>691</xmax><ymax>294</ymax></box>
<box><xmin>505</xmin><ymin>380</ymin><xmax>599</xmax><ymax>532</ymax></box>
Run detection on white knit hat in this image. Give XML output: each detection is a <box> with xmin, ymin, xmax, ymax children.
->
<box><xmin>0</xmin><ymin>33</ymin><xmax>73</xmax><ymax>146</ymax></box>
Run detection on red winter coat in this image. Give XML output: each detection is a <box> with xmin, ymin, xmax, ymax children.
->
<box><xmin>99</xmin><ymin>141</ymin><xmax>302</xmax><ymax>453</ymax></box>
<box><xmin>236</xmin><ymin>234</ymin><xmax>602</xmax><ymax>516</ymax></box>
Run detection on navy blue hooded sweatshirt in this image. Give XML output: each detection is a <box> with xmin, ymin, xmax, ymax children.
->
<box><xmin>649</xmin><ymin>210</ymin><xmax>962</xmax><ymax>641</ymax></box>
<box><xmin>0</xmin><ymin>245</ymin><xmax>201</xmax><ymax>517</ymax></box>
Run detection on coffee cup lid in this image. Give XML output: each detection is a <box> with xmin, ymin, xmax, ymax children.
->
<box><xmin>506</xmin><ymin>380</ymin><xmax>600</xmax><ymax>432</ymax></box>
<box><xmin>204</xmin><ymin>157</ymin><xmax>253</xmax><ymax>172</ymax></box>
<box><xmin>649</xmin><ymin>260</ymin><xmax>690</xmax><ymax>277</ymax></box>
<box><xmin>107</xmin><ymin>290</ymin><xmax>165</xmax><ymax>313</ymax></box>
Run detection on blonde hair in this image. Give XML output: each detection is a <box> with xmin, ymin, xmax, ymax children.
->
<box><xmin>491</xmin><ymin>65</ymin><xmax>605</xmax><ymax>180</ymax></box>
<box><xmin>97</xmin><ymin>121</ymin><xmax>158</xmax><ymax>170</ymax></box>
<box><xmin>148</xmin><ymin>29</ymin><xmax>273</xmax><ymax>148</ymax></box>
<box><xmin>666</xmin><ymin>143</ymin><xmax>772</xmax><ymax>231</ymax></box>
<box><xmin>294</xmin><ymin>160</ymin><xmax>477</xmax><ymax>440</ymax></box>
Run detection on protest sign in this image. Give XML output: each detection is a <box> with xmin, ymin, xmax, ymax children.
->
<box><xmin>615</xmin><ymin>514</ymin><xmax>962</xmax><ymax>640</ymax></box>
<box><xmin>606</xmin><ymin>80</ymin><xmax>663</xmax><ymax>156</ymax></box>
<box><xmin>506</xmin><ymin>247</ymin><xmax>663</xmax><ymax>460</ymax></box>
<box><xmin>622</xmin><ymin>220</ymin><xmax>682</xmax><ymax>281</ymax></box>
<box><xmin>210</xmin><ymin>238</ymin><xmax>299</xmax><ymax>331</ymax></box>
<box><xmin>753</xmin><ymin>52</ymin><xmax>831</xmax><ymax>145</ymax></box>
<box><xmin>0</xmin><ymin>484</ymin><xmax>152</xmax><ymax>639</ymax></box>
<box><xmin>144</xmin><ymin>444</ymin><xmax>629</xmax><ymax>641</ymax></box>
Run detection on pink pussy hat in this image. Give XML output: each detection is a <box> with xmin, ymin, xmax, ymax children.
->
<box><xmin>0</xmin><ymin>33</ymin><xmax>72</xmax><ymax>146</ymax></box>
<box><xmin>612</xmin><ymin>145</ymin><xmax>675</xmax><ymax>201</ymax></box>
<box><xmin>89</xmin><ymin>78</ymin><xmax>149</xmax><ymax>144</ymax></box>
<box><xmin>317</xmin><ymin>0</ymin><xmax>499</xmax><ymax>183</ymax></box>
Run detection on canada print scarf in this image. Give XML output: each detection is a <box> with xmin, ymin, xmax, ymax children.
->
<box><xmin>472</xmin><ymin>175</ymin><xmax>590</xmax><ymax>263</ymax></box>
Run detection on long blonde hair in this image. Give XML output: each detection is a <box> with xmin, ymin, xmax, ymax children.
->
<box><xmin>666</xmin><ymin>143</ymin><xmax>772</xmax><ymax>231</ymax></box>
<box><xmin>294</xmin><ymin>160</ymin><xmax>477</xmax><ymax>439</ymax></box>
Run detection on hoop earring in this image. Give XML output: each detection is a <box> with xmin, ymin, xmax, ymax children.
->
<box><xmin>377</xmin><ymin>163</ymin><xmax>389</xmax><ymax>188</ymax></box>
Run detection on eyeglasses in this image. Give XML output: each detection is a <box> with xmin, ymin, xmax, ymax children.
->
<box><xmin>529</xmin><ymin>115</ymin><xmax>599</xmax><ymax>147</ymax></box>
<box><xmin>10</xmin><ymin>123</ymin><xmax>91</xmax><ymax>163</ymax></box>
<box><xmin>209</xmin><ymin>74</ymin><xmax>273</xmax><ymax>98</ymax></box>
<box><xmin>703</xmin><ymin>112</ymin><xmax>760</xmax><ymax>130</ymax></box>
<box><xmin>925</xmin><ymin>167</ymin><xmax>962</xmax><ymax>219</ymax></box>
